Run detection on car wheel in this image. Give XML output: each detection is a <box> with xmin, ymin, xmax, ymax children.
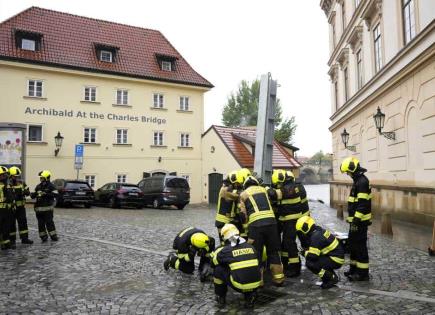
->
<box><xmin>85</xmin><ymin>203</ymin><xmax>92</xmax><ymax>209</ymax></box>
<box><xmin>153</xmin><ymin>198</ymin><xmax>161</xmax><ymax>209</ymax></box>
<box><xmin>136</xmin><ymin>204</ymin><xmax>144</xmax><ymax>210</ymax></box>
<box><xmin>176</xmin><ymin>204</ymin><xmax>185</xmax><ymax>210</ymax></box>
<box><xmin>110</xmin><ymin>197</ymin><xmax>119</xmax><ymax>209</ymax></box>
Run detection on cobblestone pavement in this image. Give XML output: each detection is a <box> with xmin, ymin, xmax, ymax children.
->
<box><xmin>1</xmin><ymin>202</ymin><xmax>435</xmax><ymax>314</ymax></box>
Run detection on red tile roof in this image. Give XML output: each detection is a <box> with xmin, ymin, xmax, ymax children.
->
<box><xmin>206</xmin><ymin>125</ymin><xmax>301</xmax><ymax>169</ymax></box>
<box><xmin>0</xmin><ymin>7</ymin><xmax>213</xmax><ymax>88</ymax></box>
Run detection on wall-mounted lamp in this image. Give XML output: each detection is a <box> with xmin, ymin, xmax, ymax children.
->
<box><xmin>158</xmin><ymin>156</ymin><xmax>162</xmax><ymax>163</ymax></box>
<box><xmin>373</xmin><ymin>107</ymin><xmax>396</xmax><ymax>140</ymax></box>
<box><xmin>341</xmin><ymin>128</ymin><xmax>356</xmax><ymax>152</ymax></box>
<box><xmin>210</xmin><ymin>146</ymin><xmax>215</xmax><ymax>153</ymax></box>
<box><xmin>54</xmin><ymin>131</ymin><xmax>64</xmax><ymax>157</ymax></box>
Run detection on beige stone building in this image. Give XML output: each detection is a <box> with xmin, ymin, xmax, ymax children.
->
<box><xmin>320</xmin><ymin>0</ymin><xmax>435</xmax><ymax>224</ymax></box>
<box><xmin>0</xmin><ymin>7</ymin><xmax>213</xmax><ymax>203</ymax></box>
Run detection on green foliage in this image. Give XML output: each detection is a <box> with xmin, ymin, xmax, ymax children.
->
<box><xmin>221</xmin><ymin>78</ymin><xmax>296</xmax><ymax>144</ymax></box>
<box><xmin>307</xmin><ymin>150</ymin><xmax>332</xmax><ymax>166</ymax></box>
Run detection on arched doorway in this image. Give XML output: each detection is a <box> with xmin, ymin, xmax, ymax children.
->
<box><xmin>208</xmin><ymin>173</ymin><xmax>223</xmax><ymax>205</ymax></box>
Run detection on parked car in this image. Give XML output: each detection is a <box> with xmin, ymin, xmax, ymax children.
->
<box><xmin>52</xmin><ymin>179</ymin><xmax>94</xmax><ymax>208</ymax></box>
<box><xmin>94</xmin><ymin>182</ymin><xmax>144</xmax><ymax>209</ymax></box>
<box><xmin>138</xmin><ymin>175</ymin><xmax>190</xmax><ymax>210</ymax></box>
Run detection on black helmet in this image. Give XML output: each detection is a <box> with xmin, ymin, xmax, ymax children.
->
<box><xmin>243</xmin><ymin>176</ymin><xmax>259</xmax><ymax>189</ymax></box>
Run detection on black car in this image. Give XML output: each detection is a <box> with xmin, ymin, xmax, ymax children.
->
<box><xmin>138</xmin><ymin>175</ymin><xmax>190</xmax><ymax>210</ymax></box>
<box><xmin>52</xmin><ymin>179</ymin><xmax>94</xmax><ymax>208</ymax></box>
<box><xmin>94</xmin><ymin>182</ymin><xmax>144</xmax><ymax>209</ymax></box>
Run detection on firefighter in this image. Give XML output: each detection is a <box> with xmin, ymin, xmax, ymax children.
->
<box><xmin>0</xmin><ymin>166</ymin><xmax>13</xmax><ymax>250</ymax></box>
<box><xmin>239</xmin><ymin>175</ymin><xmax>284</xmax><ymax>286</ymax></box>
<box><xmin>269</xmin><ymin>169</ymin><xmax>302</xmax><ymax>277</ymax></box>
<box><xmin>293</xmin><ymin>172</ymin><xmax>310</xmax><ymax>217</ymax></box>
<box><xmin>164</xmin><ymin>227</ymin><xmax>215</xmax><ymax>281</ymax></box>
<box><xmin>296</xmin><ymin>216</ymin><xmax>344</xmax><ymax>289</ymax></box>
<box><xmin>30</xmin><ymin>170</ymin><xmax>58</xmax><ymax>242</ymax></box>
<box><xmin>340</xmin><ymin>157</ymin><xmax>371</xmax><ymax>281</ymax></box>
<box><xmin>8</xmin><ymin>167</ymin><xmax>33</xmax><ymax>245</ymax></box>
<box><xmin>211</xmin><ymin>223</ymin><xmax>261</xmax><ymax>309</ymax></box>
<box><xmin>214</xmin><ymin>171</ymin><xmax>240</xmax><ymax>244</ymax></box>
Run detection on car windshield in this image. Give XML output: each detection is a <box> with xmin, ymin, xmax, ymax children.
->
<box><xmin>165</xmin><ymin>178</ymin><xmax>189</xmax><ymax>189</ymax></box>
<box><xmin>120</xmin><ymin>185</ymin><xmax>140</xmax><ymax>191</ymax></box>
<box><xmin>65</xmin><ymin>182</ymin><xmax>91</xmax><ymax>190</ymax></box>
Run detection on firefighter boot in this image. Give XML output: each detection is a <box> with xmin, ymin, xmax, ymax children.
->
<box><xmin>270</xmin><ymin>263</ymin><xmax>285</xmax><ymax>287</ymax></box>
<box><xmin>21</xmin><ymin>238</ymin><xmax>34</xmax><ymax>244</ymax></box>
<box><xmin>164</xmin><ymin>253</ymin><xmax>177</xmax><ymax>271</ymax></box>
<box><xmin>244</xmin><ymin>291</ymin><xmax>257</xmax><ymax>309</ymax></box>
<box><xmin>215</xmin><ymin>295</ymin><xmax>226</xmax><ymax>307</ymax></box>
<box><xmin>348</xmin><ymin>271</ymin><xmax>369</xmax><ymax>282</ymax></box>
<box><xmin>344</xmin><ymin>265</ymin><xmax>356</xmax><ymax>278</ymax></box>
<box><xmin>10</xmin><ymin>240</ymin><xmax>16</xmax><ymax>249</ymax></box>
<box><xmin>51</xmin><ymin>235</ymin><xmax>59</xmax><ymax>242</ymax></box>
<box><xmin>321</xmin><ymin>271</ymin><xmax>339</xmax><ymax>289</ymax></box>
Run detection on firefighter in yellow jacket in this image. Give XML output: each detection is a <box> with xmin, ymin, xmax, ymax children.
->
<box><xmin>0</xmin><ymin>166</ymin><xmax>13</xmax><ymax>250</ymax></box>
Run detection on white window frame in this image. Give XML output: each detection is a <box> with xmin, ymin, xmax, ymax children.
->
<box><xmin>356</xmin><ymin>49</ymin><xmax>363</xmax><ymax>90</ymax></box>
<box><xmin>161</xmin><ymin>61</ymin><xmax>172</xmax><ymax>71</ymax></box>
<box><xmin>343</xmin><ymin>66</ymin><xmax>349</xmax><ymax>102</ymax></box>
<box><xmin>83</xmin><ymin>127</ymin><xmax>97</xmax><ymax>144</ymax></box>
<box><xmin>153</xmin><ymin>93</ymin><xmax>164</xmax><ymax>108</ymax></box>
<box><xmin>27</xmin><ymin>79</ymin><xmax>43</xmax><ymax>97</ymax></box>
<box><xmin>180</xmin><ymin>133</ymin><xmax>190</xmax><ymax>147</ymax></box>
<box><xmin>84</xmin><ymin>175</ymin><xmax>96</xmax><ymax>189</ymax></box>
<box><xmin>21</xmin><ymin>38</ymin><xmax>36</xmax><ymax>51</ymax></box>
<box><xmin>402</xmin><ymin>0</ymin><xmax>416</xmax><ymax>45</ymax></box>
<box><xmin>373</xmin><ymin>23</ymin><xmax>383</xmax><ymax>73</ymax></box>
<box><xmin>84</xmin><ymin>86</ymin><xmax>97</xmax><ymax>102</ymax></box>
<box><xmin>27</xmin><ymin>124</ymin><xmax>43</xmax><ymax>142</ymax></box>
<box><xmin>116</xmin><ymin>128</ymin><xmax>128</xmax><ymax>144</ymax></box>
<box><xmin>179</xmin><ymin>96</ymin><xmax>190</xmax><ymax>111</ymax></box>
<box><xmin>100</xmin><ymin>50</ymin><xmax>113</xmax><ymax>62</ymax></box>
<box><xmin>116</xmin><ymin>174</ymin><xmax>127</xmax><ymax>183</ymax></box>
<box><xmin>153</xmin><ymin>131</ymin><xmax>164</xmax><ymax>146</ymax></box>
<box><xmin>116</xmin><ymin>89</ymin><xmax>129</xmax><ymax>105</ymax></box>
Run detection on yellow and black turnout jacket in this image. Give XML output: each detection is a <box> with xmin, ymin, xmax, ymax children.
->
<box><xmin>347</xmin><ymin>172</ymin><xmax>372</xmax><ymax>225</ymax></box>
<box><xmin>304</xmin><ymin>226</ymin><xmax>345</xmax><ymax>265</ymax></box>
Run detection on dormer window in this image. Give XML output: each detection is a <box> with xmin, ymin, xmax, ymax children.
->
<box><xmin>15</xmin><ymin>29</ymin><xmax>43</xmax><ymax>51</ymax></box>
<box><xmin>100</xmin><ymin>50</ymin><xmax>113</xmax><ymax>62</ymax></box>
<box><xmin>156</xmin><ymin>53</ymin><xmax>178</xmax><ymax>72</ymax></box>
<box><xmin>161</xmin><ymin>61</ymin><xmax>172</xmax><ymax>71</ymax></box>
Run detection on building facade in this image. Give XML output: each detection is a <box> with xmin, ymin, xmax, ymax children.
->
<box><xmin>201</xmin><ymin>125</ymin><xmax>301</xmax><ymax>204</ymax></box>
<box><xmin>320</xmin><ymin>0</ymin><xmax>435</xmax><ymax>224</ymax></box>
<box><xmin>0</xmin><ymin>7</ymin><xmax>212</xmax><ymax>203</ymax></box>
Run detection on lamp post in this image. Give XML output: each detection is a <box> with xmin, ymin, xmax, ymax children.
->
<box><xmin>341</xmin><ymin>128</ymin><xmax>356</xmax><ymax>152</ymax></box>
<box><xmin>373</xmin><ymin>107</ymin><xmax>396</xmax><ymax>140</ymax></box>
<box><xmin>54</xmin><ymin>132</ymin><xmax>64</xmax><ymax>156</ymax></box>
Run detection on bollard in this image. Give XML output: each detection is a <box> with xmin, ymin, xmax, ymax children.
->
<box><xmin>337</xmin><ymin>204</ymin><xmax>344</xmax><ymax>220</ymax></box>
<box><xmin>381</xmin><ymin>213</ymin><xmax>393</xmax><ymax>236</ymax></box>
<box><xmin>429</xmin><ymin>219</ymin><xmax>435</xmax><ymax>256</ymax></box>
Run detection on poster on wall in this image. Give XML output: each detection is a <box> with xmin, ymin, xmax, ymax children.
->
<box><xmin>0</xmin><ymin>130</ymin><xmax>22</xmax><ymax>165</ymax></box>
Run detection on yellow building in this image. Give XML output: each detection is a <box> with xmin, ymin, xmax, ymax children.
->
<box><xmin>0</xmin><ymin>7</ymin><xmax>213</xmax><ymax>203</ymax></box>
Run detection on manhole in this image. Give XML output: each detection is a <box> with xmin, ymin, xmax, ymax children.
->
<box><xmin>255</xmin><ymin>288</ymin><xmax>288</xmax><ymax>306</ymax></box>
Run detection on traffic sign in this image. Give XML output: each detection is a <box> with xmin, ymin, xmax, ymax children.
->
<box><xmin>74</xmin><ymin>144</ymin><xmax>84</xmax><ymax>170</ymax></box>
<box><xmin>75</xmin><ymin>144</ymin><xmax>84</xmax><ymax>157</ymax></box>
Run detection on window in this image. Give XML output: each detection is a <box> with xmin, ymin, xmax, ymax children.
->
<box><xmin>85</xmin><ymin>175</ymin><xmax>96</xmax><ymax>189</ymax></box>
<box><xmin>21</xmin><ymin>39</ymin><xmax>36</xmax><ymax>51</ymax></box>
<box><xmin>402</xmin><ymin>0</ymin><xmax>416</xmax><ymax>44</ymax></box>
<box><xmin>373</xmin><ymin>23</ymin><xmax>383</xmax><ymax>73</ymax></box>
<box><xmin>153</xmin><ymin>93</ymin><xmax>164</xmax><ymax>108</ymax></box>
<box><xmin>153</xmin><ymin>131</ymin><xmax>164</xmax><ymax>146</ymax></box>
<box><xmin>116</xmin><ymin>129</ymin><xmax>128</xmax><ymax>144</ymax></box>
<box><xmin>180</xmin><ymin>133</ymin><xmax>190</xmax><ymax>147</ymax></box>
<box><xmin>28</xmin><ymin>125</ymin><xmax>42</xmax><ymax>142</ymax></box>
<box><xmin>83</xmin><ymin>128</ymin><xmax>97</xmax><ymax>143</ymax></box>
<box><xmin>161</xmin><ymin>61</ymin><xmax>172</xmax><ymax>71</ymax></box>
<box><xmin>179</xmin><ymin>96</ymin><xmax>190</xmax><ymax>111</ymax></box>
<box><xmin>84</xmin><ymin>87</ymin><xmax>97</xmax><ymax>102</ymax></box>
<box><xmin>28</xmin><ymin>80</ymin><xmax>43</xmax><ymax>97</ymax></box>
<box><xmin>100</xmin><ymin>50</ymin><xmax>113</xmax><ymax>62</ymax></box>
<box><xmin>341</xmin><ymin>2</ymin><xmax>346</xmax><ymax>30</ymax></box>
<box><xmin>343</xmin><ymin>67</ymin><xmax>349</xmax><ymax>102</ymax></box>
<box><xmin>117</xmin><ymin>174</ymin><xmax>127</xmax><ymax>183</ymax></box>
<box><xmin>334</xmin><ymin>81</ymin><xmax>339</xmax><ymax>110</ymax></box>
<box><xmin>116</xmin><ymin>89</ymin><xmax>128</xmax><ymax>105</ymax></box>
<box><xmin>356</xmin><ymin>49</ymin><xmax>363</xmax><ymax>89</ymax></box>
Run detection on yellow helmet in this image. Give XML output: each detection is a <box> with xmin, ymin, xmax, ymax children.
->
<box><xmin>9</xmin><ymin>166</ymin><xmax>21</xmax><ymax>177</ymax></box>
<box><xmin>296</xmin><ymin>216</ymin><xmax>316</xmax><ymax>234</ymax></box>
<box><xmin>0</xmin><ymin>166</ymin><xmax>8</xmax><ymax>176</ymax></box>
<box><xmin>239</xmin><ymin>168</ymin><xmax>251</xmax><ymax>179</ymax></box>
<box><xmin>243</xmin><ymin>175</ymin><xmax>259</xmax><ymax>189</ymax></box>
<box><xmin>220</xmin><ymin>223</ymin><xmax>240</xmax><ymax>241</ymax></box>
<box><xmin>271</xmin><ymin>169</ymin><xmax>286</xmax><ymax>186</ymax></box>
<box><xmin>340</xmin><ymin>157</ymin><xmax>360</xmax><ymax>174</ymax></box>
<box><xmin>191</xmin><ymin>232</ymin><xmax>210</xmax><ymax>249</ymax></box>
<box><xmin>38</xmin><ymin>170</ymin><xmax>52</xmax><ymax>179</ymax></box>
<box><xmin>285</xmin><ymin>170</ymin><xmax>295</xmax><ymax>182</ymax></box>
<box><xmin>228</xmin><ymin>170</ymin><xmax>244</xmax><ymax>185</ymax></box>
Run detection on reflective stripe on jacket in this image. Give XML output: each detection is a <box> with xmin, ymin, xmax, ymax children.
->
<box><xmin>304</xmin><ymin>226</ymin><xmax>345</xmax><ymax>265</ymax></box>
<box><xmin>347</xmin><ymin>173</ymin><xmax>372</xmax><ymax>225</ymax></box>
<box><xmin>239</xmin><ymin>186</ymin><xmax>275</xmax><ymax>227</ymax></box>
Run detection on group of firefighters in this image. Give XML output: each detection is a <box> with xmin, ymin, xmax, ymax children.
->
<box><xmin>164</xmin><ymin>157</ymin><xmax>372</xmax><ymax>308</ymax></box>
<box><xmin>0</xmin><ymin>166</ymin><xmax>58</xmax><ymax>249</ymax></box>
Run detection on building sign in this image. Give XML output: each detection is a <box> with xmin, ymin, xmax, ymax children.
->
<box><xmin>24</xmin><ymin>106</ymin><xmax>167</xmax><ymax>125</ymax></box>
<box><xmin>0</xmin><ymin>130</ymin><xmax>22</xmax><ymax>165</ymax></box>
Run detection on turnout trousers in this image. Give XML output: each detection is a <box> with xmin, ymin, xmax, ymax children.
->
<box><xmin>213</xmin><ymin>265</ymin><xmax>257</xmax><ymax>297</ymax></box>
<box><xmin>278</xmin><ymin>219</ymin><xmax>301</xmax><ymax>273</ymax></box>
<box><xmin>305</xmin><ymin>256</ymin><xmax>343</xmax><ymax>280</ymax></box>
<box><xmin>35</xmin><ymin>210</ymin><xmax>57</xmax><ymax>240</ymax></box>
<box><xmin>10</xmin><ymin>206</ymin><xmax>30</xmax><ymax>241</ymax></box>
<box><xmin>348</xmin><ymin>223</ymin><xmax>369</xmax><ymax>276</ymax></box>
<box><xmin>0</xmin><ymin>208</ymin><xmax>13</xmax><ymax>247</ymax></box>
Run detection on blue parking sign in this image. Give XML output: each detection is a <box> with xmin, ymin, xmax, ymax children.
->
<box><xmin>75</xmin><ymin>144</ymin><xmax>84</xmax><ymax>157</ymax></box>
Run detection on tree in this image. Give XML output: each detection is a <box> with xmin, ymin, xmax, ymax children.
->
<box><xmin>307</xmin><ymin>150</ymin><xmax>332</xmax><ymax>166</ymax></box>
<box><xmin>222</xmin><ymin>78</ymin><xmax>296</xmax><ymax>144</ymax></box>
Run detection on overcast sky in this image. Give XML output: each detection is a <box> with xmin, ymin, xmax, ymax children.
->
<box><xmin>0</xmin><ymin>0</ymin><xmax>331</xmax><ymax>157</ymax></box>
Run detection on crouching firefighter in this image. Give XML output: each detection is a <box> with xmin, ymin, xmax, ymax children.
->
<box><xmin>211</xmin><ymin>223</ymin><xmax>261</xmax><ymax>308</ymax></box>
<box><xmin>164</xmin><ymin>227</ymin><xmax>215</xmax><ymax>281</ymax></box>
<box><xmin>296</xmin><ymin>216</ymin><xmax>344</xmax><ymax>289</ymax></box>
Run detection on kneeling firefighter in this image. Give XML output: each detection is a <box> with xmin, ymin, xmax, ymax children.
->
<box><xmin>296</xmin><ymin>216</ymin><xmax>344</xmax><ymax>289</ymax></box>
<box><xmin>239</xmin><ymin>176</ymin><xmax>284</xmax><ymax>286</ymax></box>
<box><xmin>164</xmin><ymin>227</ymin><xmax>215</xmax><ymax>281</ymax></box>
<box><xmin>211</xmin><ymin>223</ymin><xmax>261</xmax><ymax>308</ymax></box>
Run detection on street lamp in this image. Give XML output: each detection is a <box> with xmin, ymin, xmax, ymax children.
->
<box><xmin>373</xmin><ymin>107</ymin><xmax>396</xmax><ymax>140</ymax></box>
<box><xmin>54</xmin><ymin>131</ymin><xmax>64</xmax><ymax>157</ymax></box>
<box><xmin>341</xmin><ymin>128</ymin><xmax>356</xmax><ymax>152</ymax></box>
